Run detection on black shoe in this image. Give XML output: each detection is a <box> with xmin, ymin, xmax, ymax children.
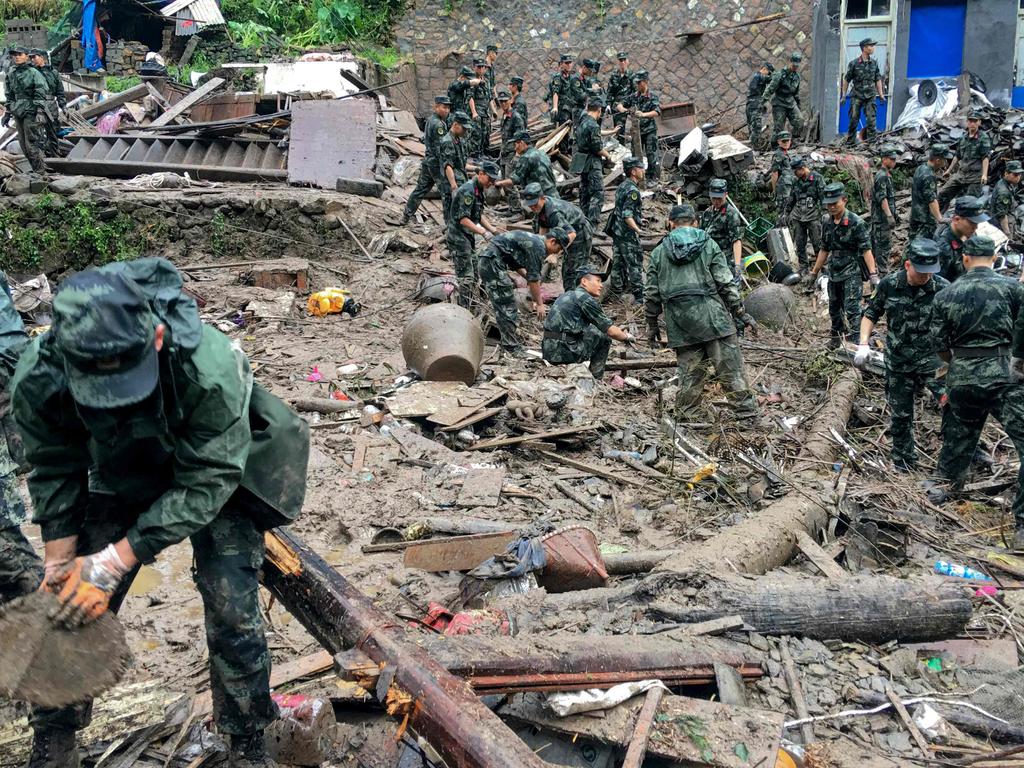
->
<box><xmin>400</xmin><ymin>211</ymin><xmax>411</xmax><ymax>226</ymax></box>
<box><xmin>27</xmin><ymin>727</ymin><xmax>79</xmax><ymax>768</ymax></box>
<box><xmin>229</xmin><ymin>732</ymin><xmax>277</xmax><ymax>768</ymax></box>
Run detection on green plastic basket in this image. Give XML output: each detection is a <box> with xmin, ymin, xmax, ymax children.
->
<box><xmin>744</xmin><ymin>217</ymin><xmax>773</xmax><ymax>245</ymax></box>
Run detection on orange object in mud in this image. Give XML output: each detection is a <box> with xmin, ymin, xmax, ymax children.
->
<box><xmin>307</xmin><ymin>288</ymin><xmax>355</xmax><ymax>317</ymax></box>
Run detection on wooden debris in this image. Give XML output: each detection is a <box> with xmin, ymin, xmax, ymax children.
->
<box><xmin>468</xmin><ymin>424</ymin><xmax>599</xmax><ymax>451</ymax></box>
<box><xmin>886</xmin><ymin>686</ymin><xmax>932</xmax><ymax>757</ymax></box>
<box><xmin>553</xmin><ymin>479</ymin><xmax>603</xmax><ymax>516</ymax></box>
<box><xmin>291</xmin><ymin>398</ymin><xmax>363</xmax><ymax>414</ymax></box>
<box><xmin>794</xmin><ymin>530</ymin><xmax>847</xmax><ymax>579</ymax></box>
<box><xmin>149</xmin><ymin>78</ymin><xmax>226</xmax><ymax>127</ymax></box>
<box><xmin>403</xmin><ymin>531</ymin><xmax>516</xmax><ymax>572</ymax></box>
<box><xmin>535</xmin><ymin>450</ymin><xmax>644</xmax><ymax>487</ymax></box>
<box><xmin>621</xmin><ymin>686</ymin><xmax>664</xmax><ymax>768</ymax></box>
<box><xmin>779</xmin><ymin>636</ymin><xmax>814</xmax><ymax>745</ymax></box>
<box><xmin>456</xmin><ymin>467</ymin><xmax>506</xmax><ymax>508</ymax></box>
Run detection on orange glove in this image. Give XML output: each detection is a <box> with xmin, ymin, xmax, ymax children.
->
<box><xmin>51</xmin><ymin>544</ymin><xmax>131</xmax><ymax>628</ymax></box>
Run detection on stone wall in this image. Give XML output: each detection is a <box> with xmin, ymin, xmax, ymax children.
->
<box><xmin>393</xmin><ymin>0</ymin><xmax>816</xmax><ymax>133</ymax></box>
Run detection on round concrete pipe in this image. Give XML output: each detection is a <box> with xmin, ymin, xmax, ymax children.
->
<box><xmin>402</xmin><ymin>304</ymin><xmax>484</xmax><ymax>384</ymax></box>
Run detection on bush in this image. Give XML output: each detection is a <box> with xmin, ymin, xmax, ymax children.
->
<box><xmin>220</xmin><ymin>0</ymin><xmax>406</xmax><ymax>50</ymax></box>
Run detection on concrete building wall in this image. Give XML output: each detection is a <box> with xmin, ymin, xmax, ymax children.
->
<box><xmin>962</xmin><ymin>0</ymin><xmax>1016</xmax><ymax>108</ymax></box>
<box><xmin>393</xmin><ymin>0</ymin><xmax>817</xmax><ymax>134</ymax></box>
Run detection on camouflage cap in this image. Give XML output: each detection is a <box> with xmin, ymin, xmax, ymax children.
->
<box><xmin>459</xmin><ymin>65</ymin><xmax>474</xmax><ymax>76</ymax></box>
<box><xmin>548</xmin><ymin>227</ymin><xmax>572</xmax><ymax>250</ymax></box>
<box><xmin>790</xmin><ymin>156</ymin><xmax>807</xmax><ymax>170</ymax></box>
<box><xmin>669</xmin><ymin>203</ymin><xmax>696</xmax><ymax>221</ymax></box>
<box><xmin>823</xmin><ymin>182</ymin><xmax>846</xmax><ymax>203</ymax></box>
<box><xmin>708</xmin><ymin>178</ymin><xmax>728</xmax><ymax>196</ymax></box>
<box><xmin>587</xmin><ymin>96</ymin><xmax>605</xmax><ymax>110</ymax></box>
<box><xmin>775</xmin><ymin>130</ymin><xmax>792</xmax><ymax>141</ymax></box>
<box><xmin>509</xmin><ymin>75</ymin><xmax>524</xmax><ymax>87</ymax></box>
<box><xmin>496</xmin><ymin>89</ymin><xmax>512</xmax><ymax>100</ymax></box>
<box><xmin>617</xmin><ymin>52</ymin><xmax>629</xmax><ymax>60</ymax></box>
<box><xmin>635</xmin><ymin>69</ymin><xmax>649</xmax><ymax>81</ymax></box>
<box><xmin>928</xmin><ymin>142</ymin><xmax>952</xmax><ymax>159</ymax></box>
<box><xmin>486</xmin><ymin>44</ymin><xmax>498</xmax><ymax>53</ymax></box>
<box><xmin>522</xmin><ymin>182</ymin><xmax>545</xmax><ymax>205</ymax></box>
<box><xmin>623</xmin><ymin>156</ymin><xmax>644</xmax><ymax>171</ymax></box>
<box><xmin>1005</xmin><ymin>160</ymin><xmax>1024</xmax><ymax>174</ymax></box>
<box><xmin>953</xmin><ymin>195</ymin><xmax>989</xmax><ymax>223</ymax></box>
<box><xmin>963</xmin><ymin>235</ymin><xmax>995</xmax><ymax>257</ymax></box>
<box><xmin>879</xmin><ymin>145</ymin><xmax>900</xmax><ymax>159</ymax></box>
<box><xmin>967</xmin><ymin>109</ymin><xmax>983</xmax><ymax>121</ymax></box>
<box><xmin>473</xmin><ymin>57</ymin><xmax>486</xmax><ymax>67</ymax></box>
<box><xmin>581</xmin><ymin>58</ymin><xmax>594</xmax><ymax>69</ymax></box>
<box><xmin>559</xmin><ymin>54</ymin><xmax>575</xmax><ymax>63</ymax></box>
<box><xmin>790</xmin><ymin>52</ymin><xmax>803</xmax><ymax>62</ymax></box>
<box><xmin>452</xmin><ymin>110</ymin><xmax>473</xmax><ymax>125</ymax></box>
<box><xmin>513</xmin><ymin>129</ymin><xmax>532</xmax><ymax>143</ymax></box>
<box><xmin>9</xmin><ymin>46</ymin><xmax>30</xmax><ymax>55</ymax></box>
<box><xmin>29</xmin><ymin>48</ymin><xmax>48</xmax><ymax>58</ymax></box>
<box><xmin>479</xmin><ymin>159</ymin><xmax>501</xmax><ymax>179</ymax></box>
<box><xmin>434</xmin><ymin>95</ymin><xmax>451</xmax><ymax>105</ymax></box>
<box><xmin>763</xmin><ymin>62</ymin><xmax>775</xmax><ymax>72</ymax></box>
<box><xmin>905</xmin><ymin>238</ymin><xmax>941</xmax><ymax>274</ymax></box>
<box><xmin>53</xmin><ymin>270</ymin><xmax>159</xmax><ymax>409</ymax></box>
<box><xmin>859</xmin><ymin>38</ymin><xmax>877</xmax><ymax>48</ymax></box>
<box><xmin>576</xmin><ymin>262</ymin><xmax>606</xmax><ymax>282</ymax></box>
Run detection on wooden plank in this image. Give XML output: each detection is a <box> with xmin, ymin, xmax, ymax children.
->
<box><xmin>438</xmin><ymin>406</ymin><xmax>505</xmax><ymax>433</ymax></box>
<box><xmin>428</xmin><ymin>386</ymin><xmax>507</xmax><ymax>427</ymax></box>
<box><xmin>779</xmin><ymin>636</ymin><xmax>813</xmax><ymax>745</ymax></box>
<box><xmin>149</xmin><ymin>77</ymin><xmax>226</xmax><ymax>127</ymax></box>
<box><xmin>456</xmin><ymin>467</ymin><xmax>506</xmax><ymax>508</ymax></box>
<box><xmin>794</xmin><ymin>530</ymin><xmax>847</xmax><ymax>580</ymax></box>
<box><xmin>468</xmin><ymin>424</ymin><xmax>599</xmax><ymax>451</ymax></box>
<box><xmin>403</xmin><ymin>531</ymin><xmax>516</xmax><ymax>572</ymax></box>
<box><xmin>395</xmin><ymin>138</ymin><xmax>426</xmax><ymax>157</ymax></box>
<box><xmin>886</xmin><ymin>687</ymin><xmax>931</xmax><ymax>757</ymax></box>
<box><xmin>554</xmin><ymin>479</ymin><xmax>603</xmax><ymax>516</ymax></box>
<box><xmin>621</xmin><ymin>686</ymin><xmax>664</xmax><ymax>768</ymax></box>
<box><xmin>676</xmin><ymin>615</ymin><xmax>745</xmax><ymax>637</ymax></box>
<box><xmin>75</xmin><ymin>83</ymin><xmax>150</xmax><ymax>120</ymax></box>
<box><xmin>534</xmin><ymin>450</ymin><xmax>644</xmax><ymax>487</ymax></box>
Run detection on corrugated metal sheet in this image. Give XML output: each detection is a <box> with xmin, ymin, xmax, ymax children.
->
<box><xmin>161</xmin><ymin>0</ymin><xmax>225</xmax><ymax>35</ymax></box>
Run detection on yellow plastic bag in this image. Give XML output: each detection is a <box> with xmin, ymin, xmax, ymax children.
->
<box><xmin>307</xmin><ymin>288</ymin><xmax>352</xmax><ymax>317</ymax></box>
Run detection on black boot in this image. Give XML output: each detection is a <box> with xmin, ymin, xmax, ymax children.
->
<box><xmin>229</xmin><ymin>732</ymin><xmax>277</xmax><ymax>768</ymax></box>
<box><xmin>26</xmin><ymin>727</ymin><xmax>79</xmax><ymax>768</ymax></box>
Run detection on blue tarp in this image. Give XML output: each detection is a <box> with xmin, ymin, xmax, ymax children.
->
<box><xmin>906</xmin><ymin>0</ymin><xmax>966</xmax><ymax>79</ymax></box>
<box><xmin>81</xmin><ymin>0</ymin><xmax>103</xmax><ymax>72</ymax></box>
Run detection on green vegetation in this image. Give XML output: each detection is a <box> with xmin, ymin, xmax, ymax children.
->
<box><xmin>0</xmin><ymin>196</ymin><xmax>139</xmax><ymax>273</ymax></box>
<box><xmin>104</xmin><ymin>75</ymin><xmax>141</xmax><ymax>93</ymax></box>
<box><xmin>3</xmin><ymin>0</ymin><xmax>69</xmax><ymax>21</ymax></box>
<box><xmin>803</xmin><ymin>349</ymin><xmax>846</xmax><ymax>386</ymax></box>
<box><xmin>823</xmin><ymin>167</ymin><xmax>865</xmax><ymax>214</ymax></box>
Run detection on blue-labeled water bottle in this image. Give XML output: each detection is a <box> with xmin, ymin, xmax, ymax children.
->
<box><xmin>934</xmin><ymin>561</ymin><xmax>992</xmax><ymax>581</ymax></box>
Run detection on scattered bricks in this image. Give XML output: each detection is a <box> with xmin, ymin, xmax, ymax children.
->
<box><xmin>251</xmin><ymin>259</ymin><xmax>310</xmax><ymax>291</ymax></box>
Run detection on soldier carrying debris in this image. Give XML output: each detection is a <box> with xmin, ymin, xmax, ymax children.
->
<box><xmin>525</xmin><ymin>183</ymin><xmax>593</xmax><ymax>293</ymax></box>
<box><xmin>11</xmin><ymin>258</ymin><xmax>309</xmax><ymax>768</ymax></box>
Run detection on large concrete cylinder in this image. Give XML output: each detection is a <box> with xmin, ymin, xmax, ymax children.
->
<box><xmin>401</xmin><ymin>304</ymin><xmax>484</xmax><ymax>384</ymax></box>
<box><xmin>743</xmin><ymin>283</ymin><xmax>798</xmax><ymax>331</ymax></box>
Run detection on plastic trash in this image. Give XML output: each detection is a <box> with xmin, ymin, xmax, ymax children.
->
<box><xmin>266</xmin><ymin>694</ymin><xmax>336</xmax><ymax>766</ymax></box>
<box><xmin>307</xmin><ymin>288</ymin><xmax>359</xmax><ymax>317</ymax></box>
<box><xmin>934</xmin><ymin>561</ymin><xmax>992</xmax><ymax>581</ymax></box>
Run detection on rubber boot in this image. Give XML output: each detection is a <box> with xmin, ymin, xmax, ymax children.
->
<box><xmin>26</xmin><ymin>727</ymin><xmax>79</xmax><ymax>768</ymax></box>
<box><xmin>229</xmin><ymin>732</ymin><xmax>277</xmax><ymax>768</ymax></box>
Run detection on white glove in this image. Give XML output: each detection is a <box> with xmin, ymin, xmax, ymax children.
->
<box><xmin>1011</xmin><ymin>357</ymin><xmax>1024</xmax><ymax>383</ymax></box>
<box><xmin>482</xmin><ymin>230</ymin><xmax>494</xmax><ymax>242</ymax></box>
<box><xmin>869</xmin><ymin>272</ymin><xmax>880</xmax><ymax>287</ymax></box>
<box><xmin>853</xmin><ymin>344</ymin><xmax>871</xmax><ymax>369</ymax></box>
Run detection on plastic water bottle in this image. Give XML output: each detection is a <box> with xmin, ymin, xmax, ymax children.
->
<box><xmin>934</xmin><ymin>561</ymin><xmax>992</xmax><ymax>581</ymax></box>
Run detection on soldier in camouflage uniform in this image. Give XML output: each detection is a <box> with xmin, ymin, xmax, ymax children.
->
<box><xmin>548</xmin><ymin>54</ymin><xmax>584</xmax><ymax>127</ymax></box>
<box><xmin>471</xmin><ymin>58</ymin><xmax>493</xmax><ymax>156</ymax></box>
<box><xmin>447</xmin><ymin>66</ymin><xmax>480</xmax><ymax>124</ymax></box>
<box><xmin>495</xmin><ymin>131</ymin><xmax>559</xmax><ymax>204</ymax></box>
<box><xmin>857</xmin><ymin>238</ymin><xmax>949</xmax><ymax>470</ymax></box>
<box><xmin>807</xmin><ymin>182</ymin><xmax>879</xmax><ymax>346</ymax></box>
<box><xmin>762</xmin><ymin>52</ymin><xmax>804</xmax><ymax>137</ymax></box>
<box><xmin>909</xmin><ymin>143</ymin><xmax>952</xmax><ymax>240</ymax></box>
<box><xmin>745</xmin><ymin>62</ymin><xmax>773</xmax><ymax>150</ymax></box>
<box><xmin>645</xmin><ymin>203</ymin><xmax>760</xmax><ymax>422</ymax></box>
<box><xmin>871</xmin><ymin>146</ymin><xmax>900</xmax><ymax>273</ymax></box>
<box><xmin>402</xmin><ymin>95</ymin><xmax>451</xmax><ymax>225</ymax></box>
<box><xmin>769</xmin><ymin>130</ymin><xmax>795</xmax><ymax>219</ymax></box>
<box><xmin>12</xmin><ymin>258</ymin><xmax>309</xmax><ymax>768</ymax></box>
<box><xmin>940</xmin><ymin>111</ymin><xmax>993</xmax><ymax>210</ymax></box>
<box><xmin>478</xmin><ymin>229</ymin><xmax>567</xmax><ymax>354</ymax></box>
<box><xmin>0</xmin><ymin>272</ymin><xmax>41</xmax><ymax>606</ymax></box>
<box><xmin>842</xmin><ymin>38</ymin><xmax>885</xmax><ymax>144</ymax></box>
<box><xmin>525</xmin><ymin>183</ymin><xmax>593</xmax><ymax>291</ymax></box>
<box><xmin>579</xmin><ymin>59</ymin><xmax>603</xmax><ymax>106</ymax></box>
<box><xmin>576</xmin><ymin>98</ymin><xmax>609</xmax><ymax>226</ymax></box>
<box><xmin>31</xmin><ymin>49</ymin><xmax>65</xmax><ymax>156</ymax></box>
<box><xmin>785</xmin><ymin>157</ymin><xmax>825</xmax><ymax>273</ymax></box>
<box><xmin>2</xmin><ymin>47</ymin><xmax>49</xmax><ymax>173</ymax></box>
<box><xmin>437</xmin><ymin>111</ymin><xmax>474</xmax><ymax>223</ymax></box>
<box><xmin>700</xmin><ymin>178</ymin><xmax>744</xmax><ymax>278</ymax></box>
<box><xmin>485</xmin><ymin>45</ymin><xmax>499</xmax><ymax>102</ymax></box>
<box><xmin>607</xmin><ymin>52</ymin><xmax>635</xmax><ymax>142</ymax></box>
<box><xmin>989</xmin><ymin>160</ymin><xmax>1023</xmax><ymax>236</ymax></box>
<box><xmin>618</xmin><ymin>70</ymin><xmax>661</xmax><ymax>182</ymax></box>
<box><xmin>935</xmin><ymin>196</ymin><xmax>988</xmax><ymax>283</ymax></box>
<box><xmin>931</xmin><ymin>235</ymin><xmax>1024</xmax><ymax>550</ymax></box>
<box><xmin>543</xmin><ymin>263</ymin><xmax>635</xmax><ymax>379</ymax></box>
<box><xmin>447</xmin><ymin>161</ymin><xmax>502</xmax><ymax>308</ymax></box>
<box><xmin>606</xmin><ymin>157</ymin><xmax>646</xmax><ymax>303</ymax></box>
<box><xmin>497</xmin><ymin>90</ymin><xmax>527</xmax><ymax>211</ymax></box>
<box><xmin>509</xmin><ymin>76</ymin><xmax>528</xmax><ymax>123</ymax></box>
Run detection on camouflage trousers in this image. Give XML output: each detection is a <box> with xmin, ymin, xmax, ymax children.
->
<box><xmin>886</xmin><ymin>368</ymin><xmax>944</xmax><ymax>469</ymax></box>
<box><xmin>641</xmin><ymin>131</ymin><xmax>660</xmax><ymax>182</ymax></box>
<box><xmin>746</xmin><ymin>100</ymin><xmax>765</xmax><ymax>150</ymax></box>
<box><xmin>502</xmin><ymin>154</ymin><xmax>520</xmax><ymax>212</ymax></box>
<box><xmin>404</xmin><ymin>161</ymin><xmax>440</xmax><ymax>219</ymax></box>
<box><xmin>561</xmin><ymin>235</ymin><xmax>592</xmax><ymax>293</ymax></box>
<box><xmin>871</xmin><ymin>219</ymin><xmax>893</xmax><ymax>274</ymax></box>
<box><xmin>847</xmin><ymin>97</ymin><xmax>878</xmax><ymax>142</ymax></box>
<box><xmin>33</xmin><ymin>491</ymin><xmax>275</xmax><ymax>737</ymax></box>
<box><xmin>608</xmin><ymin>231</ymin><xmax>644</xmax><ymax>298</ymax></box>
<box><xmin>938</xmin><ymin>170</ymin><xmax>983</xmax><ymax>211</ymax></box>
<box><xmin>436</xmin><ymin>182</ymin><xmax>455</xmax><ymax>224</ymax></box>
<box><xmin>908</xmin><ymin>219</ymin><xmax>937</xmax><ymax>241</ymax></box>
<box><xmin>542</xmin><ymin>326</ymin><xmax>612</xmax><ymax>379</ymax></box>
<box><xmin>475</xmin><ymin>115</ymin><xmax>492</xmax><ymax>156</ymax></box>
<box><xmin>478</xmin><ymin>253</ymin><xmax>523</xmax><ymax>351</ymax></box>
<box><xmin>827</xmin><ymin>275</ymin><xmax>863</xmax><ymax>341</ymax></box>
<box><xmin>772</xmin><ymin>102</ymin><xmax>803</xmax><ymax>136</ymax></box>
<box><xmin>447</xmin><ymin>231</ymin><xmax>479</xmax><ymax>309</ymax></box>
<box><xmin>790</xmin><ymin>217</ymin><xmax>821</xmax><ymax>271</ymax></box>
<box><xmin>15</xmin><ymin>114</ymin><xmax>46</xmax><ymax>173</ymax></box>
<box><xmin>674</xmin><ymin>335</ymin><xmax>760</xmax><ymax>421</ymax></box>
<box><xmin>0</xmin><ymin>468</ymin><xmax>39</xmax><ymax>604</ymax></box>
<box><xmin>579</xmin><ymin>166</ymin><xmax>604</xmax><ymax>226</ymax></box>
<box><xmin>938</xmin><ymin>383</ymin><xmax>1024</xmax><ymax>529</ymax></box>
<box><xmin>775</xmin><ymin>181</ymin><xmax>793</xmax><ymax>220</ymax></box>
<box><xmin>612</xmin><ymin>111</ymin><xmax>628</xmax><ymax>142</ymax></box>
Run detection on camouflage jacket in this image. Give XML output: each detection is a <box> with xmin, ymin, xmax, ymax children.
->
<box><xmin>422</xmin><ymin>112</ymin><xmax>449</xmax><ymax>165</ymax></box>
<box><xmin>622</xmin><ymin>88</ymin><xmax>661</xmax><ymax>135</ymax></box>
<box><xmin>582</xmin><ymin>74</ymin><xmax>603</xmax><ymax>101</ymax></box>
<box><xmin>485</xmin><ymin>66</ymin><xmax>496</xmax><ymax>95</ymax></box>
<box><xmin>513</xmin><ymin>94</ymin><xmax>528</xmax><ymax>123</ymax></box>
<box><xmin>447</xmin><ymin>78</ymin><xmax>474</xmax><ymax>116</ymax></box>
<box><xmin>500</xmin><ymin>108</ymin><xmax>527</xmax><ymax>159</ymax></box>
<box><xmin>575</xmin><ymin>113</ymin><xmax>603</xmax><ymax>172</ymax></box>
<box><xmin>989</xmin><ymin>178</ymin><xmax>1019</xmax><ymax>220</ymax></box>
<box><xmin>11</xmin><ymin>258</ymin><xmax>308</xmax><ymax>555</ymax></box>
<box><xmin>863</xmin><ymin>269</ymin><xmax>950</xmax><ymax>373</ymax></box>
<box><xmin>771</xmin><ymin>148</ymin><xmax>795</xmax><ymax>191</ymax></box>
<box><xmin>4</xmin><ymin>63</ymin><xmax>48</xmax><ymax>119</ymax></box>
<box><xmin>934</xmin><ymin>223</ymin><xmax>969</xmax><ymax>283</ymax></box>
<box><xmin>38</xmin><ymin>65</ymin><xmax>66</xmax><ymax>110</ymax></box>
<box><xmin>845</xmin><ymin>56</ymin><xmax>881</xmax><ymax>100</ymax></box>
<box><xmin>645</xmin><ymin>227</ymin><xmax>743</xmax><ymax>347</ymax></box>
<box><xmin>763</xmin><ymin>68</ymin><xmax>801</xmax><ymax>108</ymax></box>
<box><xmin>955</xmin><ymin>131</ymin><xmax>992</xmax><ymax>175</ymax></box>
<box><xmin>544</xmin><ymin>287</ymin><xmax>613</xmax><ymax>337</ymax></box>
<box><xmin>481</xmin><ymin>231</ymin><xmax>545</xmax><ymax>282</ymax></box>
<box><xmin>787</xmin><ymin>172</ymin><xmax>825</xmax><ymax>222</ymax></box>
<box><xmin>607</xmin><ymin>69</ymin><xmax>635</xmax><ymax>107</ymax></box>
<box><xmin>931</xmin><ymin>267</ymin><xmax>1024</xmax><ymax>387</ymax></box>
<box><xmin>821</xmin><ymin>209</ymin><xmax>871</xmax><ymax>281</ymax></box>
<box><xmin>533</xmin><ymin>196</ymin><xmax>591</xmax><ymax>241</ymax></box>
<box><xmin>472</xmin><ymin>78</ymin><xmax>492</xmax><ymax>118</ymax></box>
<box><xmin>909</xmin><ymin>163</ymin><xmax>938</xmax><ymax>231</ymax></box>
<box><xmin>746</xmin><ymin>71</ymin><xmax>771</xmax><ymax>105</ymax></box>
<box><xmin>699</xmin><ymin>203</ymin><xmax>742</xmax><ymax>253</ymax></box>
<box><xmin>0</xmin><ymin>273</ymin><xmax>27</xmax><ymax>393</ymax></box>
<box><xmin>549</xmin><ymin>72</ymin><xmax>585</xmax><ymax>114</ymax></box>
<box><xmin>438</xmin><ymin>132</ymin><xmax>468</xmax><ymax>186</ymax></box>
<box><xmin>610</xmin><ymin>178</ymin><xmax>643</xmax><ymax>239</ymax></box>
<box><xmin>510</xmin><ymin>147</ymin><xmax>559</xmax><ymax>198</ymax></box>
<box><xmin>871</xmin><ymin>168</ymin><xmax>895</xmax><ymax>223</ymax></box>
<box><xmin>448</xmin><ymin>178</ymin><xmax>486</xmax><ymax>240</ymax></box>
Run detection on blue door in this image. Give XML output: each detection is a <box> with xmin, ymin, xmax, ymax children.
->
<box><xmin>906</xmin><ymin>0</ymin><xmax>966</xmax><ymax>79</ymax></box>
<box><xmin>838</xmin><ymin>97</ymin><xmax>889</xmax><ymax>135</ymax></box>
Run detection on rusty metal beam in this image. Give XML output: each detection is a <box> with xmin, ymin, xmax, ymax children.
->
<box><xmin>260</xmin><ymin>529</ymin><xmax>548</xmax><ymax>768</ymax></box>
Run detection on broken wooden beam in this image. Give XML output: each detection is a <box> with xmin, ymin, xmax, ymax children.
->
<box><xmin>260</xmin><ymin>529</ymin><xmax>549</xmax><ymax>768</ymax></box>
<box><xmin>149</xmin><ymin>77</ymin><xmax>226</xmax><ymax>127</ymax></box>
<box><xmin>621</xmin><ymin>686</ymin><xmax>664</xmax><ymax>768</ymax></box>
<box><xmin>794</xmin><ymin>530</ymin><xmax>847</xmax><ymax>579</ymax></box>
<box><xmin>467</xmin><ymin>424</ymin><xmax>599</xmax><ymax>451</ymax></box>
<box><xmin>291</xmin><ymin>398</ymin><xmax>363</xmax><ymax>414</ymax></box>
<box><xmin>75</xmin><ymin>83</ymin><xmax>150</xmax><ymax>120</ymax></box>
<box><xmin>780</xmin><ymin>636</ymin><xmax>814</xmax><ymax>745</ymax></box>
<box><xmin>606</xmin><ymin>357</ymin><xmax>678</xmax><ymax>371</ymax></box>
<box><xmin>402</xmin><ymin>531</ymin><xmax>515</xmax><ymax>572</ymax></box>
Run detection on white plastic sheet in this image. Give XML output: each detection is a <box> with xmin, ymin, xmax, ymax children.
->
<box><xmin>545</xmin><ymin>680</ymin><xmax>668</xmax><ymax>717</ymax></box>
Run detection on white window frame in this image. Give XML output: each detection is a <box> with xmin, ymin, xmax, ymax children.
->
<box><xmin>839</xmin><ymin>0</ymin><xmax>898</xmax><ymax>131</ymax></box>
